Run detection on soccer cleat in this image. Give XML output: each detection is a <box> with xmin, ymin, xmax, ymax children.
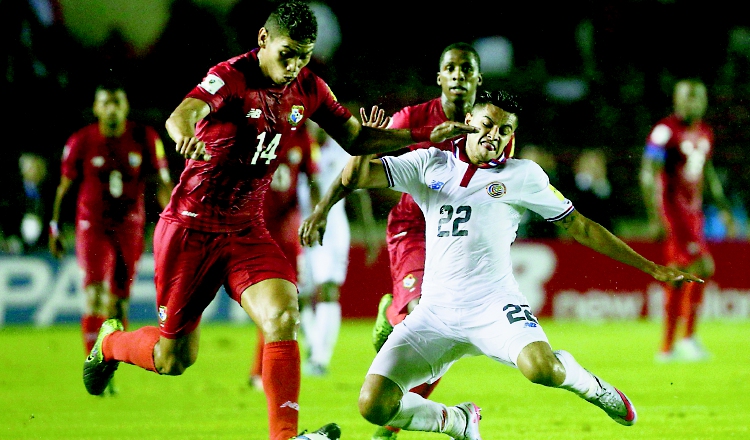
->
<box><xmin>372</xmin><ymin>294</ymin><xmax>394</xmax><ymax>352</ymax></box>
<box><xmin>292</xmin><ymin>422</ymin><xmax>341</xmax><ymax>440</ymax></box>
<box><xmin>450</xmin><ymin>402</ymin><xmax>482</xmax><ymax>440</ymax></box>
<box><xmin>83</xmin><ymin>318</ymin><xmax>123</xmax><ymax>396</ymax></box>
<box><xmin>584</xmin><ymin>375</ymin><xmax>637</xmax><ymax>426</ymax></box>
<box><xmin>674</xmin><ymin>337</ymin><xmax>711</xmax><ymax>362</ymax></box>
<box><xmin>371</xmin><ymin>425</ymin><xmax>398</xmax><ymax>439</ymax></box>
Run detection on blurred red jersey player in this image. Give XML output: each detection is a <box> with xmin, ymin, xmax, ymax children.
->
<box><xmin>49</xmin><ymin>78</ymin><xmax>173</xmax><ymax>375</ymax></box>
<box><xmin>641</xmin><ymin>78</ymin><xmax>737</xmax><ymax>363</ymax></box>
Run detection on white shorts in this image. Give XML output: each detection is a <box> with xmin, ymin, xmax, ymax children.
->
<box><xmin>298</xmin><ymin>202</ymin><xmax>350</xmax><ymax>296</ymax></box>
<box><xmin>367</xmin><ymin>292</ymin><xmax>549</xmax><ymax>393</ymax></box>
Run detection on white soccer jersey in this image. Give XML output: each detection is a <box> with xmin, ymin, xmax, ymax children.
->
<box><xmin>381</xmin><ymin>146</ymin><xmax>573</xmax><ymax>308</ymax></box>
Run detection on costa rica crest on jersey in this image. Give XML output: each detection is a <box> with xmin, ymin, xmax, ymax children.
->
<box><xmin>289</xmin><ymin>106</ymin><xmax>305</xmax><ymax>126</ymax></box>
<box><xmin>486</xmin><ymin>181</ymin><xmax>507</xmax><ymax>198</ymax></box>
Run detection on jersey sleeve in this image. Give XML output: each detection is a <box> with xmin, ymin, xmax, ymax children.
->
<box><xmin>388</xmin><ymin>106</ymin><xmax>411</xmax><ymax>129</ymax></box>
<box><xmin>308</xmin><ymin>76</ymin><xmax>353</xmax><ymax>132</ymax></box>
<box><xmin>517</xmin><ymin>160</ymin><xmax>574</xmax><ymax>222</ymax></box>
<box><xmin>60</xmin><ymin>131</ymin><xmax>84</xmax><ymax>181</ymax></box>
<box><xmin>185</xmin><ymin>62</ymin><xmax>245</xmax><ymax>113</ymax></box>
<box><xmin>644</xmin><ymin>123</ymin><xmax>672</xmax><ymax>163</ymax></box>
<box><xmin>380</xmin><ymin>148</ymin><xmax>434</xmax><ymax>197</ymax></box>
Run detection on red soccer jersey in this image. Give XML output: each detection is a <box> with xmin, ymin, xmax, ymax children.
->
<box><xmin>160</xmin><ymin>49</ymin><xmax>352</xmax><ymax>233</ymax></box>
<box><xmin>386</xmin><ymin>98</ymin><xmax>451</xmax><ymax>238</ymax></box>
<box><xmin>263</xmin><ymin>125</ymin><xmax>318</xmax><ymax>222</ymax></box>
<box><xmin>645</xmin><ymin>114</ymin><xmax>715</xmax><ymax>244</ymax></box>
<box><xmin>61</xmin><ymin>122</ymin><xmax>169</xmax><ymax>229</ymax></box>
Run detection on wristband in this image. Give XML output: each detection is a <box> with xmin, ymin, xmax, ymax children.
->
<box><xmin>410</xmin><ymin>126</ymin><xmax>434</xmax><ymax>143</ymax></box>
<box><xmin>49</xmin><ymin>221</ymin><xmax>59</xmax><ymax>238</ymax></box>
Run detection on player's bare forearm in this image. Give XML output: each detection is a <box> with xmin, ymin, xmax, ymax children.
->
<box><xmin>166</xmin><ymin>98</ymin><xmax>211</xmax><ymax>160</ymax></box>
<box><xmin>557</xmin><ymin>211</ymin><xmax>702</xmax><ymax>283</ymax></box>
<box><xmin>342</xmin><ymin>155</ymin><xmax>386</xmax><ymax>189</ymax></box>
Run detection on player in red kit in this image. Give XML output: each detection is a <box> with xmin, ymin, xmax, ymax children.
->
<box><xmin>249</xmin><ymin>123</ymin><xmax>320</xmax><ymax>391</ymax></box>
<box><xmin>49</xmin><ymin>79</ymin><xmax>173</xmax><ymax>394</ymax></box>
<box><xmin>79</xmin><ymin>3</ymin><xmax>475</xmax><ymax>439</ymax></box>
<box><xmin>299</xmin><ymin>42</ymin><xmax>496</xmax><ymax>440</ymax></box>
<box><xmin>640</xmin><ymin>78</ymin><xmax>737</xmax><ymax>363</ymax></box>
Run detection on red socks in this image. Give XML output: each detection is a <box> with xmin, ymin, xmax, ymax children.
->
<box><xmin>683</xmin><ymin>281</ymin><xmax>704</xmax><ymax>338</ymax></box>
<box><xmin>102</xmin><ymin>326</ymin><xmax>161</xmax><ymax>373</ymax></box>
<box><xmin>250</xmin><ymin>333</ymin><xmax>265</xmax><ymax>378</ymax></box>
<box><xmin>82</xmin><ymin>315</ymin><xmax>105</xmax><ymax>353</ymax></box>
<box><xmin>262</xmin><ymin>340</ymin><xmax>301</xmax><ymax>440</ymax></box>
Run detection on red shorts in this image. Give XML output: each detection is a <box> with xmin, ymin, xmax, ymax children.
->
<box><xmin>75</xmin><ymin>221</ymin><xmax>144</xmax><ymax>299</ymax></box>
<box><xmin>387</xmin><ymin>230</ymin><xmax>426</xmax><ymax>317</ymax></box>
<box><xmin>153</xmin><ymin>219</ymin><xmax>296</xmax><ymax>338</ymax></box>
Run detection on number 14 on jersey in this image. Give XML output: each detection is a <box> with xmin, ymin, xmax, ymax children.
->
<box><xmin>252</xmin><ymin>132</ymin><xmax>281</xmax><ymax>165</ymax></box>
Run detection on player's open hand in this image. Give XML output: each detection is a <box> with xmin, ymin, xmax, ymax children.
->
<box><xmin>649</xmin><ymin>264</ymin><xmax>704</xmax><ymax>284</ymax></box>
<box><xmin>430</xmin><ymin>121</ymin><xmax>478</xmax><ymax>143</ymax></box>
<box><xmin>175</xmin><ymin>136</ymin><xmax>211</xmax><ymax>161</ymax></box>
<box><xmin>359</xmin><ymin>106</ymin><xmax>391</xmax><ymax>129</ymax></box>
<box><xmin>299</xmin><ymin>206</ymin><xmax>328</xmax><ymax>247</ymax></box>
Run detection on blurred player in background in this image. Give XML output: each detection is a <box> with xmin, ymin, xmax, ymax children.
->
<box><xmin>640</xmin><ymin>78</ymin><xmax>738</xmax><ymax>363</ymax></box>
<box><xmin>296</xmin><ymin>120</ymin><xmax>380</xmax><ymax>377</ymax></box>
<box><xmin>49</xmin><ymin>78</ymin><xmax>173</xmax><ymax>393</ymax></box>
<box><xmin>344</xmin><ymin>91</ymin><xmax>703</xmax><ymax>438</ymax></box>
<box><xmin>249</xmin><ymin>123</ymin><xmax>320</xmax><ymax>390</ymax></box>
<box><xmin>300</xmin><ymin>41</ymin><xmax>488</xmax><ymax>440</ymax></box>
<box><xmin>78</xmin><ymin>2</ymin><xmax>474</xmax><ymax>439</ymax></box>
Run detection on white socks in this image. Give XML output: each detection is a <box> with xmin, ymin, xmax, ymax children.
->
<box><xmin>301</xmin><ymin>301</ymin><xmax>342</xmax><ymax>368</ymax></box>
<box><xmin>385</xmin><ymin>392</ymin><xmax>465</xmax><ymax>436</ymax></box>
<box><xmin>554</xmin><ymin>349</ymin><xmax>600</xmax><ymax>398</ymax></box>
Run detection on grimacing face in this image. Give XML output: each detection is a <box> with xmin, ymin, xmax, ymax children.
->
<box><xmin>464</xmin><ymin>103</ymin><xmax>517</xmax><ymax>164</ymax></box>
<box><xmin>93</xmin><ymin>89</ymin><xmax>129</xmax><ymax>131</ymax></box>
<box><xmin>437</xmin><ymin>49</ymin><xmax>482</xmax><ymax>102</ymax></box>
<box><xmin>257</xmin><ymin>27</ymin><xmax>315</xmax><ymax>86</ymax></box>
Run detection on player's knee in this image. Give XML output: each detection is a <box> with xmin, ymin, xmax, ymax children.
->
<box><xmin>522</xmin><ymin>360</ymin><xmax>558</xmax><ymax>387</ymax></box>
<box><xmin>358</xmin><ymin>388</ymin><xmax>397</xmax><ymax>426</ymax></box>
<box><xmin>261</xmin><ymin>306</ymin><xmax>300</xmax><ymax>341</ymax></box>
<box><xmin>358</xmin><ymin>376</ymin><xmax>401</xmax><ymax>426</ymax></box>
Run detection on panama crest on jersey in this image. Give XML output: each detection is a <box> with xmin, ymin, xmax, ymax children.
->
<box><xmin>289</xmin><ymin>105</ymin><xmax>305</xmax><ymax>126</ymax></box>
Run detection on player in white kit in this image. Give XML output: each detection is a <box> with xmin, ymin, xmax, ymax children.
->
<box><xmin>297</xmin><ymin>121</ymin><xmax>379</xmax><ymax>375</ymax></box>
<box><xmin>337</xmin><ymin>91</ymin><xmax>703</xmax><ymax>439</ymax></box>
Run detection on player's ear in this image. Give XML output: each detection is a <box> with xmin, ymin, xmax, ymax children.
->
<box><xmin>436</xmin><ymin>72</ymin><xmax>442</xmax><ymax>86</ymax></box>
<box><xmin>477</xmin><ymin>73</ymin><xmax>483</xmax><ymax>86</ymax></box>
<box><xmin>258</xmin><ymin>27</ymin><xmax>269</xmax><ymax>48</ymax></box>
<box><xmin>465</xmin><ymin>112</ymin><xmax>472</xmax><ymax>124</ymax></box>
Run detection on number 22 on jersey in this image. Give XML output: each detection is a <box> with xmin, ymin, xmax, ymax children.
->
<box><xmin>252</xmin><ymin>132</ymin><xmax>281</xmax><ymax>165</ymax></box>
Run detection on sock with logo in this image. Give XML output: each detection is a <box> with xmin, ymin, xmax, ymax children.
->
<box><xmin>102</xmin><ymin>325</ymin><xmax>160</xmax><ymax>373</ymax></box>
<box><xmin>82</xmin><ymin>314</ymin><xmax>105</xmax><ymax>353</ymax></box>
<box><xmin>263</xmin><ymin>340</ymin><xmax>300</xmax><ymax>440</ymax></box>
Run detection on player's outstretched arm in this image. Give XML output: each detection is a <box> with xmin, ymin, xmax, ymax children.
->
<box><xmin>327</xmin><ymin>116</ymin><xmax>477</xmax><ymax>157</ymax></box>
<box><xmin>555</xmin><ymin>210</ymin><xmax>704</xmax><ymax>284</ymax></box>
<box><xmin>299</xmin><ymin>169</ymin><xmax>351</xmax><ymax>247</ymax></box>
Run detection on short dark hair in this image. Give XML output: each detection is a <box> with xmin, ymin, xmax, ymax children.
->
<box><xmin>439</xmin><ymin>42</ymin><xmax>481</xmax><ymax>70</ymax></box>
<box><xmin>474</xmin><ymin>89</ymin><xmax>522</xmax><ymax>119</ymax></box>
<box><xmin>95</xmin><ymin>77</ymin><xmax>126</xmax><ymax>95</ymax></box>
<box><xmin>264</xmin><ymin>1</ymin><xmax>317</xmax><ymax>43</ymax></box>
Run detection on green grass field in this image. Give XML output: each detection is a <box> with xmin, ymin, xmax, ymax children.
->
<box><xmin>2</xmin><ymin>319</ymin><xmax>749</xmax><ymax>439</ymax></box>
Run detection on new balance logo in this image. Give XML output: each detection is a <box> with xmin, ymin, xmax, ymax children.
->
<box><xmin>428</xmin><ymin>180</ymin><xmax>445</xmax><ymax>190</ymax></box>
<box><xmin>181</xmin><ymin>211</ymin><xmax>198</xmax><ymax>218</ymax></box>
<box><xmin>246</xmin><ymin>109</ymin><xmax>262</xmax><ymax>118</ymax></box>
<box><xmin>280</xmin><ymin>401</ymin><xmax>300</xmax><ymax>411</ymax></box>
